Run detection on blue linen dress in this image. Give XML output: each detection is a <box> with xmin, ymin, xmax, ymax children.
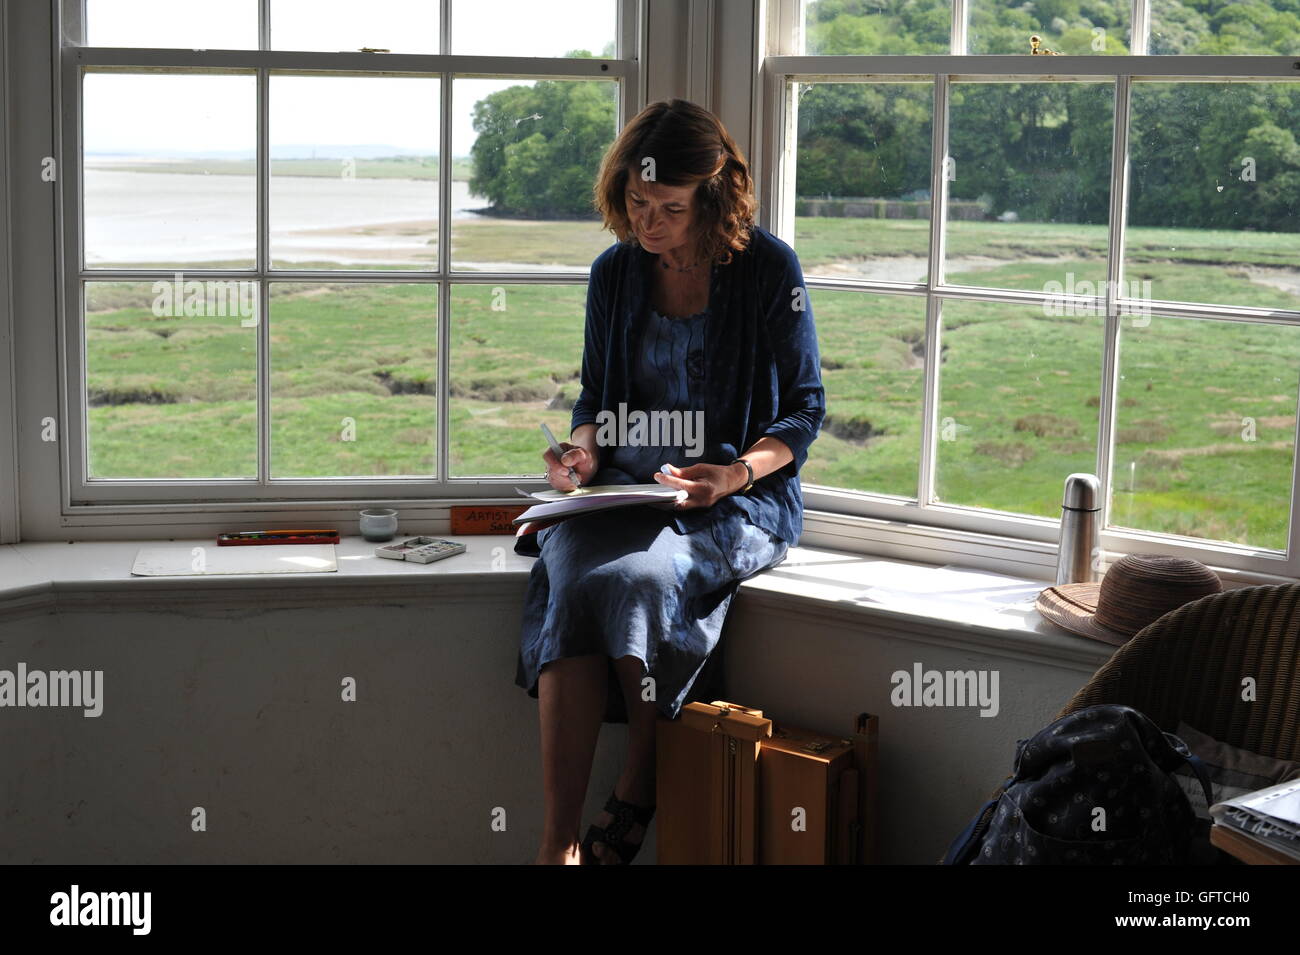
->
<box><xmin>514</xmin><ymin>305</ymin><xmax>790</xmax><ymax>724</ymax></box>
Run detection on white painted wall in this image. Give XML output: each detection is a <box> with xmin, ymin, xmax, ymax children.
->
<box><xmin>0</xmin><ymin>591</ymin><xmax>636</xmax><ymax>863</ymax></box>
<box><xmin>0</xmin><ymin>588</ymin><xmax>1099</xmax><ymax>864</ymax></box>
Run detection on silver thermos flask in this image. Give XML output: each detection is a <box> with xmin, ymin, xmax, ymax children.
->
<box><xmin>1055</xmin><ymin>473</ymin><xmax>1102</xmax><ymax>585</ymax></box>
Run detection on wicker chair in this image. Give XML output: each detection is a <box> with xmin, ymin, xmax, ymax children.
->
<box><xmin>1052</xmin><ymin>582</ymin><xmax>1300</xmax><ymax>758</ymax></box>
<box><xmin>942</xmin><ymin>583</ymin><xmax>1300</xmax><ymax>862</ymax></box>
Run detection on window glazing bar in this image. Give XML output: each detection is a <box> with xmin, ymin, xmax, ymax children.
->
<box><xmin>256</xmin><ymin>65</ymin><xmax>270</xmax><ymax>484</ymax></box>
<box><xmin>766</xmin><ymin>55</ymin><xmax>1300</xmax><ymax>80</ymax></box>
<box><xmin>65</xmin><ymin>47</ymin><xmax>632</xmax><ymax>78</ymax></box>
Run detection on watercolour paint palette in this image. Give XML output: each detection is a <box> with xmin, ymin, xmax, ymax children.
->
<box><xmin>374</xmin><ymin>536</ymin><xmax>468</xmax><ymax>564</ymax></box>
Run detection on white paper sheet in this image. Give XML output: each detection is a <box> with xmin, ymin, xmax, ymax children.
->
<box><xmin>131</xmin><ymin>544</ymin><xmax>338</xmax><ymax>576</ymax></box>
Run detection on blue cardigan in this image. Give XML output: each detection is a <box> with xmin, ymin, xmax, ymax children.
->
<box><xmin>570</xmin><ymin>225</ymin><xmax>826</xmax><ymax>546</ymax></box>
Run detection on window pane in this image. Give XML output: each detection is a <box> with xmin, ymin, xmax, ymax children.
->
<box><xmin>451</xmin><ymin>0</ymin><xmax>617</xmax><ymax>57</ymax></box>
<box><xmin>1110</xmin><ymin>314</ymin><xmax>1299</xmax><ymax>551</ymax></box>
<box><xmin>1151</xmin><ymin>0</ymin><xmax>1300</xmax><ymax>55</ymax></box>
<box><xmin>793</xmin><ymin>81</ymin><xmax>934</xmax><ymax>284</ymax></box>
<box><xmin>271</xmin><ymin>0</ymin><xmax>439</xmax><ymax>53</ymax></box>
<box><xmin>946</xmin><ymin>81</ymin><xmax>1113</xmax><ymax>294</ymax></box>
<box><xmin>85</xmin><ymin>0</ymin><xmax>258</xmax><ymax>49</ymax></box>
<box><xmin>270</xmin><ymin>75</ymin><xmax>439</xmax><ymax>270</ymax></box>
<box><xmin>1127</xmin><ymin>82</ymin><xmax>1300</xmax><ymax>312</ymax></box>
<box><xmin>967</xmin><ymin>0</ymin><xmax>1130</xmax><ymax>54</ymax></box>
<box><xmin>270</xmin><ymin>284</ymin><xmax>436</xmax><ymax>478</ymax></box>
<box><xmin>449</xmin><ymin>284</ymin><xmax>586</xmax><ymax>476</ymax></box>
<box><xmin>802</xmin><ymin>0</ymin><xmax>951</xmax><ymax>54</ymax></box>
<box><xmin>84</xmin><ymin>73</ymin><xmax>256</xmax><ymax>269</ymax></box>
<box><xmin>801</xmin><ymin>290</ymin><xmax>926</xmax><ymax>498</ymax></box>
<box><xmin>451</xmin><ymin>78</ymin><xmax>618</xmax><ymax>272</ymax></box>
<box><xmin>85</xmin><ymin>280</ymin><xmax>257</xmax><ymax>478</ymax></box>
<box><xmin>934</xmin><ymin>299</ymin><xmax>1103</xmax><ymax>517</ymax></box>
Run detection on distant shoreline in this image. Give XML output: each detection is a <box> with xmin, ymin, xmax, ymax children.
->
<box><xmin>85</xmin><ymin>157</ymin><xmax>473</xmax><ymax>182</ymax></box>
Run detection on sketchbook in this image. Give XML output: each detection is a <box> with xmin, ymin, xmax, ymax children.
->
<box><xmin>511</xmin><ymin>483</ymin><xmax>687</xmax><ymax>527</ymax></box>
<box><xmin>1210</xmin><ymin>777</ymin><xmax>1300</xmax><ymax>861</ymax></box>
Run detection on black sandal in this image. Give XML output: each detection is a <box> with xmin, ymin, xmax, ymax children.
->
<box><xmin>581</xmin><ymin>792</ymin><xmax>656</xmax><ymax>865</ymax></box>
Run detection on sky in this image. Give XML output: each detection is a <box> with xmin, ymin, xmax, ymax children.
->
<box><xmin>82</xmin><ymin>0</ymin><xmax>618</xmax><ymax>156</ymax></box>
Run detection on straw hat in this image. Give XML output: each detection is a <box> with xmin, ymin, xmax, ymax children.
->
<box><xmin>1036</xmin><ymin>553</ymin><xmax>1223</xmax><ymax>647</ymax></box>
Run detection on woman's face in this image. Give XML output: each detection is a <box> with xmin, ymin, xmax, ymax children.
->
<box><xmin>624</xmin><ymin>169</ymin><xmax>698</xmax><ymax>257</ymax></box>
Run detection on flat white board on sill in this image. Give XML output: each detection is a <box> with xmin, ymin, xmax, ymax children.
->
<box><xmin>131</xmin><ymin>544</ymin><xmax>338</xmax><ymax>576</ymax></box>
<box><xmin>854</xmin><ymin>564</ymin><xmax>1045</xmax><ymax>615</ymax></box>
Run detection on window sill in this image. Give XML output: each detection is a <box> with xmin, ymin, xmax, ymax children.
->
<box><xmin>0</xmin><ymin>534</ymin><xmax>1116</xmax><ymax>670</ymax></box>
<box><xmin>34</xmin><ymin>489</ymin><xmax>1300</xmax><ymax>587</ymax></box>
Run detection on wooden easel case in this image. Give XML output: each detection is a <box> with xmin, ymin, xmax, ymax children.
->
<box><xmin>657</xmin><ymin>701</ymin><xmax>879</xmax><ymax>864</ymax></box>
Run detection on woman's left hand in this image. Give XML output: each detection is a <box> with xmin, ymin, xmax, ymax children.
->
<box><xmin>654</xmin><ymin>462</ymin><xmax>745</xmax><ymax>509</ymax></box>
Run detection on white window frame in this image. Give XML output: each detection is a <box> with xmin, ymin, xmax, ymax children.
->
<box><xmin>51</xmin><ymin>0</ymin><xmax>645</xmax><ymax>518</ymax></box>
<box><xmin>758</xmin><ymin>0</ymin><xmax>1300</xmax><ymax>581</ymax></box>
<box><xmin>0</xmin><ymin>1</ymin><xmax>19</xmax><ymax>543</ymax></box>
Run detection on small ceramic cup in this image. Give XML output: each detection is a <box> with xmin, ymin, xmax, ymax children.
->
<box><xmin>359</xmin><ymin>508</ymin><xmax>398</xmax><ymax>542</ymax></box>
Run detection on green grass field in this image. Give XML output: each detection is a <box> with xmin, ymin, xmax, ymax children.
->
<box><xmin>84</xmin><ymin>217</ymin><xmax>1300</xmax><ymax>551</ymax></box>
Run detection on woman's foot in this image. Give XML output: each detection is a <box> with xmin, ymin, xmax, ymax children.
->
<box><xmin>534</xmin><ymin>840</ymin><xmax>584</xmax><ymax>865</ymax></box>
<box><xmin>586</xmin><ymin>780</ymin><xmax>656</xmax><ymax>865</ymax></box>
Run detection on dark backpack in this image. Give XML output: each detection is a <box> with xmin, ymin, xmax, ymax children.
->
<box><xmin>943</xmin><ymin>704</ymin><xmax>1215</xmax><ymax>865</ymax></box>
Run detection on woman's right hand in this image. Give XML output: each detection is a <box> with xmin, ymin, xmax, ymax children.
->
<box><xmin>543</xmin><ymin>442</ymin><xmax>597</xmax><ymax>491</ymax></box>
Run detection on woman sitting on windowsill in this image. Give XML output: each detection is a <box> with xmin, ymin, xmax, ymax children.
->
<box><xmin>513</xmin><ymin>98</ymin><xmax>827</xmax><ymax>865</ymax></box>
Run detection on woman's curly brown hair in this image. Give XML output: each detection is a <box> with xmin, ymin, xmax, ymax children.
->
<box><xmin>593</xmin><ymin>99</ymin><xmax>757</xmax><ymax>266</ymax></box>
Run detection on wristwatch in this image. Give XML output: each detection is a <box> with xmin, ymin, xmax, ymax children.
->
<box><xmin>729</xmin><ymin>457</ymin><xmax>754</xmax><ymax>494</ymax></box>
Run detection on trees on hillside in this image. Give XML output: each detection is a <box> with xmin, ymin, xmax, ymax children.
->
<box><xmin>795</xmin><ymin>0</ymin><xmax>1299</xmax><ymax>228</ymax></box>
<box><xmin>467</xmin><ymin>5</ymin><xmax>1300</xmax><ymax>227</ymax></box>
<box><xmin>469</xmin><ymin>47</ymin><xmax>617</xmax><ymax>218</ymax></box>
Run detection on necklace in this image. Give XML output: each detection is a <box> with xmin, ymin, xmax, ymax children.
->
<box><xmin>660</xmin><ymin>257</ymin><xmax>704</xmax><ymax>273</ymax></box>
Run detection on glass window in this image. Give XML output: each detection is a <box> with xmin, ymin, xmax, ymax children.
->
<box><xmin>967</xmin><ymin>0</ymin><xmax>1131</xmax><ymax>55</ymax></box>
<box><xmin>946</xmin><ymin>81</ymin><xmax>1114</xmax><ymax>293</ymax></box>
<box><xmin>85</xmin><ymin>280</ymin><xmax>258</xmax><ymax>478</ymax></box>
<box><xmin>801</xmin><ymin>290</ymin><xmax>928</xmax><ymax>499</ymax></box>
<box><xmin>1150</xmin><ymin>0</ymin><xmax>1300</xmax><ymax>55</ymax></box>
<box><xmin>1111</xmin><ymin>314</ymin><xmax>1299</xmax><ymax>549</ymax></box>
<box><xmin>270</xmin><ymin>76</ymin><xmax>440</xmax><ymax>271</ymax></box>
<box><xmin>934</xmin><ymin>299</ymin><xmax>1104</xmax><ymax>518</ymax></box>
<box><xmin>85</xmin><ymin>0</ymin><xmax>259</xmax><ymax>49</ymax></box>
<box><xmin>781</xmin><ymin>1</ymin><xmax>1300</xmax><ymax>564</ymax></box>
<box><xmin>271</xmin><ymin>0</ymin><xmax>440</xmax><ymax>53</ymax></box>
<box><xmin>448</xmin><ymin>284</ymin><xmax>587</xmax><ymax>476</ymax></box>
<box><xmin>269</xmin><ymin>283</ymin><xmax>437</xmax><ymax>478</ymax></box>
<box><xmin>1126</xmin><ymin>82</ymin><xmax>1300</xmax><ymax>312</ymax></box>
<box><xmin>83</xmin><ymin>72</ymin><xmax>256</xmax><ymax>270</ymax></box>
<box><xmin>69</xmin><ymin>1</ymin><xmax>633</xmax><ymax>502</ymax></box>
<box><xmin>793</xmin><ymin>81</ymin><xmax>934</xmax><ymax>284</ymax></box>
<box><xmin>451</xmin><ymin>0</ymin><xmax>617</xmax><ymax>57</ymax></box>
<box><xmin>451</xmin><ymin>78</ymin><xmax>618</xmax><ymax>272</ymax></box>
<box><xmin>802</xmin><ymin>0</ymin><xmax>951</xmax><ymax>55</ymax></box>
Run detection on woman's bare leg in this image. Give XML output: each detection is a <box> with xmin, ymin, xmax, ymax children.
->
<box><xmin>534</xmin><ymin>653</ymin><xmax>607</xmax><ymax>864</ymax></box>
<box><xmin>589</xmin><ymin>654</ymin><xmax>661</xmax><ymax>864</ymax></box>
